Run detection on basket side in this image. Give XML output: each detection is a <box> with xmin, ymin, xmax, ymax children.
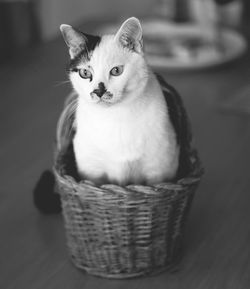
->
<box><xmin>55</xmin><ymin>169</ymin><xmax>200</xmax><ymax>278</ymax></box>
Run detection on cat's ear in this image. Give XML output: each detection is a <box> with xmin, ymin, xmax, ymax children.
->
<box><xmin>60</xmin><ymin>24</ymin><xmax>87</xmax><ymax>59</ymax></box>
<box><xmin>115</xmin><ymin>17</ymin><xmax>143</xmax><ymax>53</ymax></box>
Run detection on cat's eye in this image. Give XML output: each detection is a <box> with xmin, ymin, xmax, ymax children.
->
<box><xmin>79</xmin><ymin>68</ymin><xmax>92</xmax><ymax>80</ymax></box>
<box><xmin>110</xmin><ymin>66</ymin><xmax>124</xmax><ymax>76</ymax></box>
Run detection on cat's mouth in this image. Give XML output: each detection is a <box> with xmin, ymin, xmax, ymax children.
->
<box><xmin>90</xmin><ymin>91</ymin><xmax>114</xmax><ymax>104</ymax></box>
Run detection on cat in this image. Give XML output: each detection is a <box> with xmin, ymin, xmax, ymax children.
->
<box><xmin>59</xmin><ymin>17</ymin><xmax>179</xmax><ymax>186</ymax></box>
<box><xmin>33</xmin><ymin>17</ymin><xmax>192</xmax><ymax>213</ymax></box>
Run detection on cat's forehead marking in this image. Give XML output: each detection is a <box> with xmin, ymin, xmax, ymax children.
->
<box><xmin>69</xmin><ymin>34</ymin><xmax>131</xmax><ymax>72</ymax></box>
<box><xmin>69</xmin><ymin>34</ymin><xmax>101</xmax><ymax>70</ymax></box>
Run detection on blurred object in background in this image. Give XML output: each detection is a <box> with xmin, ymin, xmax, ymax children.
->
<box><xmin>0</xmin><ymin>0</ymin><xmax>40</xmax><ymax>63</ymax></box>
<box><xmin>151</xmin><ymin>0</ymin><xmax>243</xmax><ymax>27</ymax></box>
<box><xmin>153</xmin><ymin>0</ymin><xmax>190</xmax><ymax>22</ymax></box>
<box><xmin>0</xmin><ymin>0</ymin><xmax>249</xmax><ymax>67</ymax></box>
<box><xmin>242</xmin><ymin>0</ymin><xmax>250</xmax><ymax>25</ymax></box>
<box><xmin>36</xmin><ymin>0</ymin><xmax>153</xmax><ymax>41</ymax></box>
<box><xmin>189</xmin><ymin>0</ymin><xmax>219</xmax><ymax>44</ymax></box>
<box><xmin>175</xmin><ymin>0</ymin><xmax>191</xmax><ymax>22</ymax></box>
<box><xmin>0</xmin><ymin>0</ymin><xmax>154</xmax><ymax>63</ymax></box>
<box><xmin>213</xmin><ymin>0</ymin><xmax>243</xmax><ymax>28</ymax></box>
<box><xmin>153</xmin><ymin>0</ymin><xmax>176</xmax><ymax>20</ymax></box>
<box><xmin>188</xmin><ymin>0</ymin><xmax>243</xmax><ymax>52</ymax></box>
<box><xmin>141</xmin><ymin>0</ymin><xmax>247</xmax><ymax>70</ymax></box>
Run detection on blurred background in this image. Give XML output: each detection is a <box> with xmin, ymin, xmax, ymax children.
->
<box><xmin>0</xmin><ymin>0</ymin><xmax>250</xmax><ymax>62</ymax></box>
<box><xmin>1</xmin><ymin>1</ymin><xmax>250</xmax><ymax>289</ymax></box>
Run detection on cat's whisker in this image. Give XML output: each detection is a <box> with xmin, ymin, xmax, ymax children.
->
<box><xmin>54</xmin><ymin>80</ymin><xmax>71</xmax><ymax>87</ymax></box>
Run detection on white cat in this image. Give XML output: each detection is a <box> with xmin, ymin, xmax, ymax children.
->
<box><xmin>60</xmin><ymin>17</ymin><xmax>180</xmax><ymax>186</ymax></box>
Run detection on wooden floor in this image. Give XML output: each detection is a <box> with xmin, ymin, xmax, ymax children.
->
<box><xmin>1</xmin><ymin>22</ymin><xmax>250</xmax><ymax>289</ymax></box>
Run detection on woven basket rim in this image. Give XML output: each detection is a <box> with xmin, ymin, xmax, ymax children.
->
<box><xmin>54</xmin><ymin>146</ymin><xmax>203</xmax><ymax>199</ymax></box>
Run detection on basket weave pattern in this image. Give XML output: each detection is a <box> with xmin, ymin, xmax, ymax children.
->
<box><xmin>54</xmin><ymin>148</ymin><xmax>202</xmax><ymax>278</ymax></box>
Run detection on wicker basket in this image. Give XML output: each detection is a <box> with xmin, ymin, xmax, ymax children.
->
<box><xmin>54</xmin><ymin>76</ymin><xmax>203</xmax><ymax>278</ymax></box>
<box><xmin>54</xmin><ymin>144</ymin><xmax>202</xmax><ymax>279</ymax></box>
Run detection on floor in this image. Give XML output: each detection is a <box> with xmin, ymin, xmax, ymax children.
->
<box><xmin>1</xmin><ymin>21</ymin><xmax>250</xmax><ymax>289</ymax></box>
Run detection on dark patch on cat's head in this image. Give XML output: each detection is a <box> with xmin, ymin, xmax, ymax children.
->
<box><xmin>68</xmin><ymin>34</ymin><xmax>101</xmax><ymax>72</ymax></box>
<box><xmin>60</xmin><ymin>24</ymin><xmax>101</xmax><ymax>71</ymax></box>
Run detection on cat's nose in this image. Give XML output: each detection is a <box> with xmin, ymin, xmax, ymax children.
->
<box><xmin>92</xmin><ymin>82</ymin><xmax>106</xmax><ymax>98</ymax></box>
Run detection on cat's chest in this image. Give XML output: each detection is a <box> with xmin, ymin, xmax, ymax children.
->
<box><xmin>74</xmin><ymin>106</ymin><xmax>147</xmax><ymax>160</ymax></box>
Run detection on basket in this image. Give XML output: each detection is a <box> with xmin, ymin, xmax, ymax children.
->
<box><xmin>54</xmin><ymin>75</ymin><xmax>203</xmax><ymax>278</ymax></box>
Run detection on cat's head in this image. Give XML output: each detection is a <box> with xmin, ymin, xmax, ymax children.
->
<box><xmin>60</xmin><ymin>17</ymin><xmax>148</xmax><ymax>106</ymax></box>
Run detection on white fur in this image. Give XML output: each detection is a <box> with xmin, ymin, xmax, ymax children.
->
<box><xmin>68</xmin><ymin>20</ymin><xmax>179</xmax><ymax>185</ymax></box>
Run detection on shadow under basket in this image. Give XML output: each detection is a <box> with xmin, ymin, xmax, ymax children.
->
<box><xmin>54</xmin><ymin>144</ymin><xmax>203</xmax><ymax>279</ymax></box>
